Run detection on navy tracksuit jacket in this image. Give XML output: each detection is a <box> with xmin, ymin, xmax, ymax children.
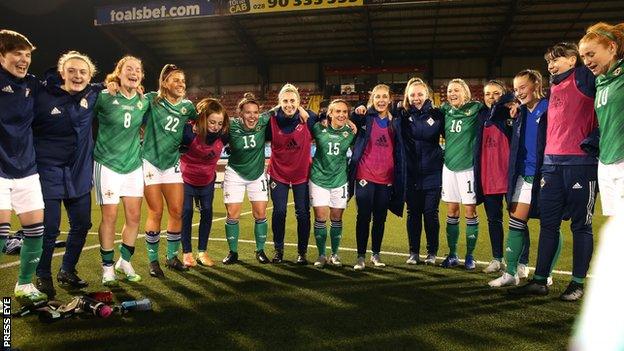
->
<box><xmin>395</xmin><ymin>100</ymin><xmax>444</xmax><ymax>256</ymax></box>
<box><xmin>33</xmin><ymin>71</ymin><xmax>101</xmax><ymax>278</ymax></box>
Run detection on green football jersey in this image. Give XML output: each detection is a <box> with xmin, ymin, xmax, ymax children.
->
<box><xmin>595</xmin><ymin>59</ymin><xmax>624</xmax><ymax>164</ymax></box>
<box><xmin>227</xmin><ymin>112</ymin><xmax>270</xmax><ymax>181</ymax></box>
<box><xmin>142</xmin><ymin>92</ymin><xmax>197</xmax><ymax>170</ymax></box>
<box><xmin>310</xmin><ymin>123</ymin><xmax>355</xmax><ymax>189</ymax></box>
<box><xmin>441</xmin><ymin>100</ymin><xmax>483</xmax><ymax>171</ymax></box>
<box><xmin>93</xmin><ymin>90</ymin><xmax>148</xmax><ymax>173</ymax></box>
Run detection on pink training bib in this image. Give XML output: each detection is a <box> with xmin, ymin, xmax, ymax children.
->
<box><xmin>481</xmin><ymin>124</ymin><xmax>509</xmax><ymax>194</ymax></box>
<box><xmin>545</xmin><ymin>70</ymin><xmax>597</xmax><ymax>156</ymax></box>
<box><xmin>267</xmin><ymin>117</ymin><xmax>312</xmax><ymax>185</ymax></box>
<box><xmin>356</xmin><ymin>119</ymin><xmax>395</xmax><ymax>185</ymax></box>
<box><xmin>180</xmin><ymin>136</ymin><xmax>224</xmax><ymax>186</ymax></box>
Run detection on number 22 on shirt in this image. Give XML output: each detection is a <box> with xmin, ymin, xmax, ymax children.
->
<box><xmin>164</xmin><ymin>115</ymin><xmax>179</xmax><ymax>132</ymax></box>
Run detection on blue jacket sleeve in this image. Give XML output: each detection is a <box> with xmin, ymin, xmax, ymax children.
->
<box><xmin>580</xmin><ymin>128</ymin><xmax>600</xmax><ymax>157</ymax></box>
<box><xmin>305</xmin><ymin>109</ymin><xmax>319</xmax><ymax>132</ymax></box>
<box><xmin>575</xmin><ymin>65</ymin><xmax>597</xmax><ymax>98</ymax></box>
<box><xmin>179</xmin><ymin>123</ymin><xmax>195</xmax><ymax>153</ymax></box>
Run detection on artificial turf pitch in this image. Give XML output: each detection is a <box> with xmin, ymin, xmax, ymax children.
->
<box><xmin>2</xmin><ymin>189</ymin><xmax>606</xmax><ymax>350</ymax></box>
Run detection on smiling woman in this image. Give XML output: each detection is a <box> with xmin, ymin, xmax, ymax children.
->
<box><xmin>140</xmin><ymin>64</ymin><xmax>198</xmax><ymax>277</ymax></box>
<box><xmin>0</xmin><ymin>29</ymin><xmax>47</xmax><ymax>305</ymax></box>
<box><xmin>579</xmin><ymin>22</ymin><xmax>624</xmax><ymax>218</ymax></box>
<box><xmin>267</xmin><ymin>83</ymin><xmax>319</xmax><ymax>265</ymax></box>
<box><xmin>438</xmin><ymin>78</ymin><xmax>484</xmax><ymax>270</ymax></box>
<box><xmin>57</xmin><ymin>51</ymin><xmax>97</xmax><ymax>94</ymax></box>
<box><xmin>32</xmin><ymin>50</ymin><xmax>104</xmax><ymax>298</ymax></box>
<box><xmin>93</xmin><ymin>56</ymin><xmax>149</xmax><ymax>287</ymax></box>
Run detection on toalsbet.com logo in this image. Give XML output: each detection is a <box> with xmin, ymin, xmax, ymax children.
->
<box><xmin>3</xmin><ymin>297</ymin><xmax>10</xmax><ymax>349</ymax></box>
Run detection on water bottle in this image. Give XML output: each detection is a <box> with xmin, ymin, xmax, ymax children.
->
<box><xmin>121</xmin><ymin>298</ymin><xmax>152</xmax><ymax>312</ymax></box>
<box><xmin>77</xmin><ymin>296</ymin><xmax>112</xmax><ymax>318</ymax></box>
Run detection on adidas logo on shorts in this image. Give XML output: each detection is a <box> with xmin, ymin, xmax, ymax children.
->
<box><xmin>572</xmin><ymin>183</ymin><xmax>583</xmax><ymax>189</ymax></box>
<box><xmin>51</xmin><ymin>107</ymin><xmax>62</xmax><ymax>115</ymax></box>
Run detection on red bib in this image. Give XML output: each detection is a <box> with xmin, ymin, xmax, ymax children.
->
<box><xmin>480</xmin><ymin>125</ymin><xmax>509</xmax><ymax>195</ymax></box>
<box><xmin>545</xmin><ymin>70</ymin><xmax>597</xmax><ymax>156</ymax></box>
<box><xmin>267</xmin><ymin>117</ymin><xmax>312</xmax><ymax>185</ymax></box>
<box><xmin>180</xmin><ymin>136</ymin><xmax>224</xmax><ymax>186</ymax></box>
<box><xmin>356</xmin><ymin>120</ymin><xmax>394</xmax><ymax>185</ymax></box>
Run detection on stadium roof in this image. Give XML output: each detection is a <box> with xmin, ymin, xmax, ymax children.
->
<box><xmin>96</xmin><ymin>0</ymin><xmax>624</xmax><ymax>73</ymax></box>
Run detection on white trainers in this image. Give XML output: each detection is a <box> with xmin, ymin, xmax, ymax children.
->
<box><xmin>371</xmin><ymin>254</ymin><xmax>386</xmax><ymax>267</ymax></box>
<box><xmin>406</xmin><ymin>253</ymin><xmax>419</xmax><ymax>265</ymax></box>
<box><xmin>102</xmin><ymin>265</ymin><xmax>118</xmax><ymax>286</ymax></box>
<box><xmin>488</xmin><ymin>272</ymin><xmax>520</xmax><ymax>287</ymax></box>
<box><xmin>547</xmin><ymin>276</ymin><xmax>553</xmax><ymax>287</ymax></box>
<box><xmin>329</xmin><ymin>254</ymin><xmax>342</xmax><ymax>267</ymax></box>
<box><xmin>353</xmin><ymin>257</ymin><xmax>366</xmax><ymax>271</ymax></box>
<box><xmin>483</xmin><ymin>259</ymin><xmax>503</xmax><ymax>273</ymax></box>
<box><xmin>115</xmin><ymin>258</ymin><xmax>142</xmax><ymax>282</ymax></box>
<box><xmin>14</xmin><ymin>282</ymin><xmax>48</xmax><ymax>304</ymax></box>
<box><xmin>424</xmin><ymin>254</ymin><xmax>437</xmax><ymax>265</ymax></box>
<box><xmin>314</xmin><ymin>255</ymin><xmax>327</xmax><ymax>268</ymax></box>
<box><xmin>517</xmin><ymin>263</ymin><xmax>529</xmax><ymax>279</ymax></box>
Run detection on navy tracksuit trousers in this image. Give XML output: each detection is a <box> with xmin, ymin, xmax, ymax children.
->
<box><xmin>535</xmin><ymin>164</ymin><xmax>597</xmax><ymax>279</ymax></box>
<box><xmin>405</xmin><ymin>186</ymin><xmax>440</xmax><ymax>256</ymax></box>
<box><xmin>355</xmin><ymin>180</ymin><xmax>391</xmax><ymax>256</ymax></box>
<box><xmin>36</xmin><ymin>192</ymin><xmax>91</xmax><ymax>278</ymax></box>
<box><xmin>270</xmin><ymin>179</ymin><xmax>311</xmax><ymax>254</ymax></box>
<box><xmin>182</xmin><ymin>182</ymin><xmax>215</xmax><ymax>253</ymax></box>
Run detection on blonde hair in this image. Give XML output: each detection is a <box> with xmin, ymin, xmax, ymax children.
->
<box><xmin>105</xmin><ymin>55</ymin><xmax>142</xmax><ymax>85</ymax></box>
<box><xmin>366</xmin><ymin>84</ymin><xmax>391</xmax><ymax>109</ymax></box>
<box><xmin>278</xmin><ymin>83</ymin><xmax>300</xmax><ymax>102</ymax></box>
<box><xmin>514</xmin><ymin>69</ymin><xmax>545</xmax><ymax>100</ymax></box>
<box><xmin>57</xmin><ymin>50</ymin><xmax>97</xmax><ymax>77</ymax></box>
<box><xmin>403</xmin><ymin>77</ymin><xmax>432</xmax><ymax>108</ymax></box>
<box><xmin>195</xmin><ymin>98</ymin><xmax>229</xmax><ymax>141</ymax></box>
<box><xmin>447</xmin><ymin>78</ymin><xmax>471</xmax><ymax>103</ymax></box>
<box><xmin>580</xmin><ymin>22</ymin><xmax>624</xmax><ymax>59</ymax></box>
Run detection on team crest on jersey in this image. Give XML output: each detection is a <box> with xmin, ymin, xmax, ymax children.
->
<box><xmin>427</xmin><ymin>117</ymin><xmax>435</xmax><ymax>126</ymax></box>
<box><xmin>614</xmin><ymin>67</ymin><xmax>622</xmax><ymax>76</ymax></box>
<box><xmin>137</xmin><ymin>101</ymin><xmax>143</xmax><ymax>109</ymax></box>
<box><xmin>181</xmin><ymin>107</ymin><xmax>188</xmax><ymax>114</ymax></box>
<box><xmin>80</xmin><ymin>98</ymin><xmax>88</xmax><ymax>109</ymax></box>
<box><xmin>342</xmin><ymin>131</ymin><xmax>349</xmax><ymax>138</ymax></box>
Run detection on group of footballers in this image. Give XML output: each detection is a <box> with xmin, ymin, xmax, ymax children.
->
<box><xmin>1</xmin><ymin>21</ymin><xmax>623</xmax><ymax>306</ymax></box>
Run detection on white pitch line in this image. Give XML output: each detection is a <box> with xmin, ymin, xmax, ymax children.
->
<box><xmin>0</xmin><ymin>201</ymin><xmax>580</xmax><ymax>277</ymax></box>
<box><xmin>0</xmin><ymin>202</ymin><xmax>288</xmax><ymax>269</ymax></box>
